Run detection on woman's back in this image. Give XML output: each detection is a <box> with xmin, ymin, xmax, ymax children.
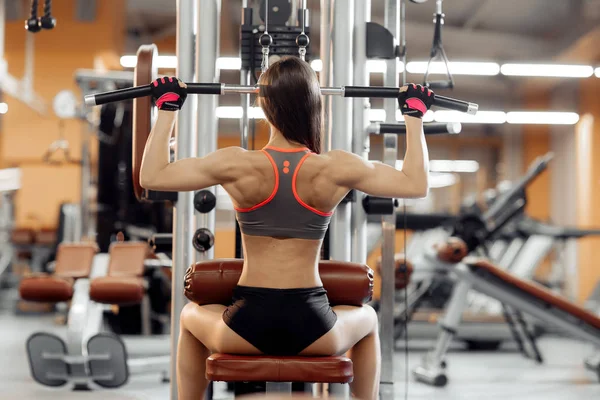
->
<box><xmin>223</xmin><ymin>146</ymin><xmax>345</xmax><ymax>289</ymax></box>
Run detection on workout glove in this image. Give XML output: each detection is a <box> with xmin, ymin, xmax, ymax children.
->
<box><xmin>398</xmin><ymin>84</ymin><xmax>434</xmax><ymax>119</ymax></box>
<box><xmin>151</xmin><ymin>77</ymin><xmax>188</xmax><ymax>111</ymax></box>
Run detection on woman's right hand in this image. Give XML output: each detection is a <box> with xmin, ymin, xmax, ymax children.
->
<box><xmin>398</xmin><ymin>84</ymin><xmax>435</xmax><ymax>119</ymax></box>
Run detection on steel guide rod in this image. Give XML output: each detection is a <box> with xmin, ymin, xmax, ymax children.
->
<box><xmin>379</xmin><ymin>0</ymin><xmax>400</xmax><ymax>396</ymax></box>
<box><xmin>84</xmin><ymin>84</ymin><xmax>478</xmax><ymax>115</ymax></box>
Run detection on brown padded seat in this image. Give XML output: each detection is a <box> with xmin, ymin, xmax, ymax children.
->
<box><xmin>376</xmin><ymin>253</ymin><xmax>414</xmax><ymax>290</ymax></box>
<box><xmin>185</xmin><ymin>258</ymin><xmax>371</xmax><ymax>385</ymax></box>
<box><xmin>19</xmin><ymin>243</ymin><xmax>98</xmax><ymax>302</ymax></box>
<box><xmin>12</xmin><ymin>229</ymin><xmax>34</xmax><ymax>245</ymax></box>
<box><xmin>89</xmin><ymin>276</ymin><xmax>146</xmax><ymax>305</ymax></box>
<box><xmin>185</xmin><ymin>259</ymin><xmax>374</xmax><ymax>306</ymax></box>
<box><xmin>19</xmin><ymin>276</ymin><xmax>74</xmax><ymax>303</ymax></box>
<box><xmin>35</xmin><ymin>229</ymin><xmax>57</xmax><ymax>246</ymax></box>
<box><xmin>89</xmin><ymin>241</ymin><xmax>149</xmax><ymax>305</ymax></box>
<box><xmin>206</xmin><ymin>354</ymin><xmax>353</xmax><ymax>383</ymax></box>
<box><xmin>436</xmin><ymin>237</ymin><xmax>468</xmax><ymax>264</ymax></box>
<box><xmin>466</xmin><ymin>258</ymin><xmax>600</xmax><ymax>331</ymax></box>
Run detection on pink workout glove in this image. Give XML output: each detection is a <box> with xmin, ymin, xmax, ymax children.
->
<box><xmin>151</xmin><ymin>77</ymin><xmax>188</xmax><ymax>111</ymax></box>
<box><xmin>398</xmin><ymin>84</ymin><xmax>435</xmax><ymax>119</ymax></box>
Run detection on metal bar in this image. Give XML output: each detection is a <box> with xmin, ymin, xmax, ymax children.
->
<box><xmin>83</xmin><ymin>85</ymin><xmax>478</xmax><ymax>114</ymax></box>
<box><xmin>329</xmin><ymin>0</ymin><xmax>354</xmax><ymax>262</ymax></box>
<box><xmin>170</xmin><ymin>1</ymin><xmax>197</xmax><ymax>399</ymax></box>
<box><xmin>0</xmin><ymin>0</ymin><xmax>5</xmax><ymax>60</ymax></box>
<box><xmin>80</xmin><ymin>117</ymin><xmax>92</xmax><ymax>239</ymax></box>
<box><xmin>195</xmin><ymin>0</ymin><xmax>220</xmax><ymax>261</ymax></box>
<box><xmin>240</xmin><ymin>70</ymin><xmax>250</xmax><ymax>150</ymax></box>
<box><xmin>351</xmin><ymin>0</ymin><xmax>370</xmax><ymax>265</ymax></box>
<box><xmin>368</xmin><ymin>122</ymin><xmax>461</xmax><ymax>135</ymax></box>
<box><xmin>320</xmin><ymin>0</ymin><xmax>333</xmax><ymax>152</ymax></box>
<box><xmin>379</xmin><ymin>0</ymin><xmax>399</xmax><ymax>397</ymax></box>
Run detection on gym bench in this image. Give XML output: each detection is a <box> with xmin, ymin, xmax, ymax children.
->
<box><xmin>413</xmin><ymin>238</ymin><xmax>600</xmax><ymax>386</ymax></box>
<box><xmin>21</xmin><ymin>241</ymin><xmax>169</xmax><ymax>390</ymax></box>
<box><xmin>184</xmin><ymin>259</ymin><xmax>374</xmax><ymax>398</ymax></box>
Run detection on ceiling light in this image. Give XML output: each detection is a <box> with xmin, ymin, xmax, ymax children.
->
<box><xmin>406</xmin><ymin>61</ymin><xmax>500</xmax><ymax>76</ymax></box>
<box><xmin>500</xmin><ymin>63</ymin><xmax>594</xmax><ymax>78</ymax></box>
<box><xmin>429</xmin><ymin>173</ymin><xmax>458</xmax><ymax>188</ymax></box>
<box><xmin>216</xmin><ymin>106</ymin><xmax>265</xmax><ymax>119</ymax></box>
<box><xmin>394</xmin><ymin>160</ymin><xmax>479</xmax><ymax>173</ymax></box>
<box><xmin>434</xmin><ymin>110</ymin><xmax>506</xmax><ymax>124</ymax></box>
<box><xmin>430</xmin><ymin>160</ymin><xmax>480</xmax><ymax>173</ymax></box>
<box><xmin>506</xmin><ymin>112</ymin><xmax>580</xmax><ymax>125</ymax></box>
<box><xmin>216</xmin><ymin>57</ymin><xmax>242</xmax><ymax>70</ymax></box>
<box><xmin>120</xmin><ymin>55</ymin><xmax>177</xmax><ymax>69</ymax></box>
<box><xmin>0</xmin><ymin>103</ymin><xmax>8</xmax><ymax>114</ymax></box>
<box><xmin>595</xmin><ymin>67</ymin><xmax>600</xmax><ymax>78</ymax></box>
<box><xmin>310</xmin><ymin>59</ymin><xmax>323</xmax><ymax>72</ymax></box>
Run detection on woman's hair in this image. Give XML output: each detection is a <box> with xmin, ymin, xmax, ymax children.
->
<box><xmin>258</xmin><ymin>57</ymin><xmax>323</xmax><ymax>154</ymax></box>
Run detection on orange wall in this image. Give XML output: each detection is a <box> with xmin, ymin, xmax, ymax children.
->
<box><xmin>3</xmin><ymin>1</ymin><xmax>126</xmax><ymax>229</ymax></box>
<box><xmin>576</xmin><ymin>78</ymin><xmax>600</xmax><ymax>302</ymax></box>
<box><xmin>522</xmin><ymin>96</ymin><xmax>551</xmax><ymax>221</ymax></box>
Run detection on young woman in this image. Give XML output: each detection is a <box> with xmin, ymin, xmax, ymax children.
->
<box><xmin>140</xmin><ymin>57</ymin><xmax>433</xmax><ymax>400</ymax></box>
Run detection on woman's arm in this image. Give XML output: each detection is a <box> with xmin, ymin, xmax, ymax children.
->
<box><xmin>325</xmin><ymin>115</ymin><xmax>429</xmax><ymax>199</ymax></box>
<box><xmin>140</xmin><ymin>110</ymin><xmax>245</xmax><ymax>192</ymax></box>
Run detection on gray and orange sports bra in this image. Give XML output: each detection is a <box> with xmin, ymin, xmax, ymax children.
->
<box><xmin>235</xmin><ymin>146</ymin><xmax>332</xmax><ymax>240</ymax></box>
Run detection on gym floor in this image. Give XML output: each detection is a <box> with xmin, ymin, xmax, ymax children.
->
<box><xmin>2</xmin><ymin>289</ymin><xmax>599</xmax><ymax>400</ymax></box>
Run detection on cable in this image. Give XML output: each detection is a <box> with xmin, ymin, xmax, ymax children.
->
<box><xmin>260</xmin><ymin>0</ymin><xmax>273</xmax><ymax>73</ymax></box>
<box><xmin>296</xmin><ymin>0</ymin><xmax>310</xmax><ymax>61</ymax></box>
<box><xmin>400</xmin><ymin>2</ymin><xmax>409</xmax><ymax>399</ymax></box>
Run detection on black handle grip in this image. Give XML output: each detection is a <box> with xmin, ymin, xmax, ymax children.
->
<box><xmin>375</xmin><ymin>122</ymin><xmax>460</xmax><ymax>135</ymax></box>
<box><xmin>85</xmin><ymin>83</ymin><xmax>222</xmax><ymax>106</ymax></box>
<box><xmin>344</xmin><ymin>86</ymin><xmax>401</xmax><ymax>98</ymax></box>
<box><xmin>426</xmin><ymin>81</ymin><xmax>454</xmax><ymax>90</ymax></box>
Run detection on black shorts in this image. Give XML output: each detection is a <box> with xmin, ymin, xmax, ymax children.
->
<box><xmin>222</xmin><ymin>285</ymin><xmax>338</xmax><ymax>355</ymax></box>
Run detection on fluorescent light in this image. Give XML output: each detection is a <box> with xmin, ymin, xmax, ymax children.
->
<box><xmin>310</xmin><ymin>59</ymin><xmax>323</xmax><ymax>72</ymax></box>
<box><xmin>216</xmin><ymin>57</ymin><xmax>242</xmax><ymax>70</ymax></box>
<box><xmin>215</xmin><ymin>106</ymin><xmax>579</xmax><ymax>126</ymax></box>
<box><xmin>0</xmin><ymin>103</ymin><xmax>8</xmax><ymax>114</ymax></box>
<box><xmin>429</xmin><ymin>173</ymin><xmax>458</xmax><ymax>188</ymax></box>
<box><xmin>595</xmin><ymin>67</ymin><xmax>600</xmax><ymax>78</ymax></box>
<box><xmin>434</xmin><ymin>110</ymin><xmax>506</xmax><ymax>124</ymax></box>
<box><xmin>216</xmin><ymin>106</ymin><xmax>265</xmax><ymax>119</ymax></box>
<box><xmin>406</xmin><ymin>61</ymin><xmax>500</xmax><ymax>76</ymax></box>
<box><xmin>506</xmin><ymin>112</ymin><xmax>580</xmax><ymax>125</ymax></box>
<box><xmin>369</xmin><ymin>109</ymin><xmax>386</xmax><ymax>122</ymax></box>
<box><xmin>430</xmin><ymin>160</ymin><xmax>479</xmax><ymax>173</ymax></box>
<box><xmin>500</xmin><ymin>63</ymin><xmax>594</xmax><ymax>78</ymax></box>
<box><xmin>120</xmin><ymin>55</ymin><xmax>177</xmax><ymax>69</ymax></box>
<box><xmin>394</xmin><ymin>160</ymin><xmax>479</xmax><ymax>173</ymax></box>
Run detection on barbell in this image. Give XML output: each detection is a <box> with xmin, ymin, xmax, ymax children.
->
<box><xmin>89</xmin><ymin>44</ymin><xmax>479</xmax><ymax>201</ymax></box>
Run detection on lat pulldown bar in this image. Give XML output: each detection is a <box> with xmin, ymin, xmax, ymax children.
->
<box><xmin>84</xmin><ymin>83</ymin><xmax>479</xmax><ymax>115</ymax></box>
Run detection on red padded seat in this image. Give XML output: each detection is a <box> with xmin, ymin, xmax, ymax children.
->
<box><xmin>466</xmin><ymin>257</ymin><xmax>600</xmax><ymax>330</ymax></box>
<box><xmin>90</xmin><ymin>276</ymin><xmax>146</xmax><ymax>305</ymax></box>
<box><xmin>19</xmin><ymin>275</ymin><xmax>74</xmax><ymax>302</ymax></box>
<box><xmin>88</xmin><ymin>241</ymin><xmax>149</xmax><ymax>305</ymax></box>
<box><xmin>185</xmin><ymin>259</ymin><xmax>374</xmax><ymax>306</ymax></box>
<box><xmin>206</xmin><ymin>354</ymin><xmax>353</xmax><ymax>383</ymax></box>
<box><xmin>19</xmin><ymin>243</ymin><xmax>98</xmax><ymax>303</ymax></box>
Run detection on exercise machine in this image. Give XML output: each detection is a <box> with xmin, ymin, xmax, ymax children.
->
<box><xmin>20</xmin><ymin>241</ymin><xmax>170</xmax><ymax>390</ymax></box>
<box><xmin>411</xmin><ymin>153</ymin><xmax>600</xmax><ymax>387</ymax></box>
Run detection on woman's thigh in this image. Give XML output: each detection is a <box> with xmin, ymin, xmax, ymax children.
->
<box><xmin>180</xmin><ymin>303</ymin><xmax>262</xmax><ymax>355</ymax></box>
<box><xmin>299</xmin><ymin>305</ymin><xmax>377</xmax><ymax>356</ymax></box>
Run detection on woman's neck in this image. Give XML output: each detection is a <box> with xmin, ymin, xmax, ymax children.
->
<box><xmin>267</xmin><ymin>130</ymin><xmax>305</xmax><ymax>149</ymax></box>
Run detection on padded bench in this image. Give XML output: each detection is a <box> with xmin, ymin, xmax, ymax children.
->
<box><xmin>19</xmin><ymin>243</ymin><xmax>98</xmax><ymax>303</ymax></box>
<box><xmin>465</xmin><ymin>258</ymin><xmax>600</xmax><ymax>332</ymax></box>
<box><xmin>89</xmin><ymin>241</ymin><xmax>152</xmax><ymax>334</ymax></box>
<box><xmin>184</xmin><ymin>259</ymin><xmax>374</xmax><ymax>397</ymax></box>
<box><xmin>376</xmin><ymin>253</ymin><xmax>414</xmax><ymax>290</ymax></box>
